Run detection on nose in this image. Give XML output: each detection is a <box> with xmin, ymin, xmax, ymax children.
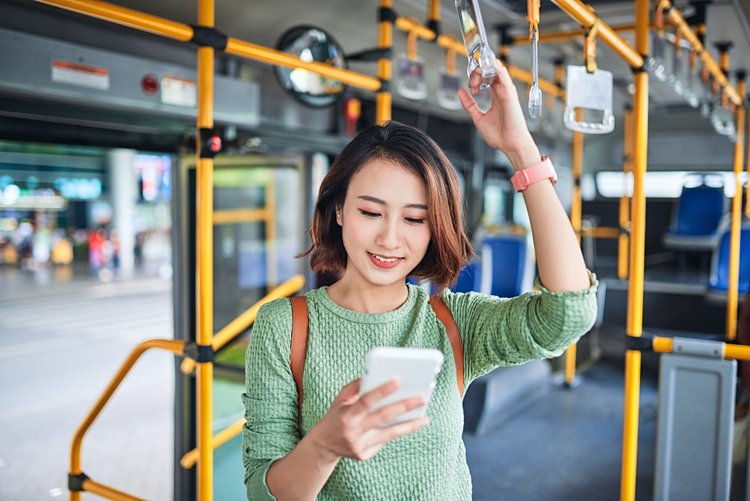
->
<box><xmin>375</xmin><ymin>217</ymin><xmax>400</xmax><ymax>250</ymax></box>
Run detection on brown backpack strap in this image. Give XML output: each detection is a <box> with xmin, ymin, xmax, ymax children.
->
<box><xmin>430</xmin><ymin>296</ymin><xmax>464</xmax><ymax>397</ymax></box>
<box><xmin>289</xmin><ymin>296</ymin><xmax>309</xmax><ymax>425</ymax></box>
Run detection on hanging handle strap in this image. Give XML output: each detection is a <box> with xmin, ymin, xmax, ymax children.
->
<box><xmin>430</xmin><ymin>296</ymin><xmax>464</xmax><ymax>397</ymax></box>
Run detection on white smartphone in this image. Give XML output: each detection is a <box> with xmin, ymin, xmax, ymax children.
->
<box><xmin>359</xmin><ymin>347</ymin><xmax>444</xmax><ymax>426</ymax></box>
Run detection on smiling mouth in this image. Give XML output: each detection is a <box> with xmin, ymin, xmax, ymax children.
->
<box><xmin>367</xmin><ymin>252</ymin><xmax>403</xmax><ymax>265</ymax></box>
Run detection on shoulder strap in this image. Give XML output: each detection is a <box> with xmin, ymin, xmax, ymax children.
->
<box><xmin>289</xmin><ymin>296</ymin><xmax>309</xmax><ymax>424</ymax></box>
<box><xmin>430</xmin><ymin>296</ymin><xmax>464</xmax><ymax>397</ymax></box>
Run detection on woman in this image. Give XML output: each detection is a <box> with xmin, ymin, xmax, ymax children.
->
<box><xmin>242</xmin><ymin>61</ymin><xmax>597</xmax><ymax>500</ymax></box>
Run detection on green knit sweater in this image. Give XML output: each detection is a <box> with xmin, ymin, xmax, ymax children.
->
<box><xmin>242</xmin><ymin>274</ymin><xmax>598</xmax><ymax>500</ymax></box>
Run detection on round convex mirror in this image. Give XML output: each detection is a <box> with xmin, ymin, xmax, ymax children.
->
<box><xmin>274</xmin><ymin>26</ymin><xmax>347</xmax><ymax>108</ymax></box>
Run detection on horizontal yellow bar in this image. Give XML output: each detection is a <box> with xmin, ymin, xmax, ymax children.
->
<box><xmin>36</xmin><ymin>0</ymin><xmax>192</xmax><ymax>41</ymax></box>
<box><xmin>82</xmin><ymin>478</ymin><xmax>146</xmax><ymax>501</ymax></box>
<box><xmin>724</xmin><ymin>343</ymin><xmax>750</xmax><ymax>361</ymax></box>
<box><xmin>579</xmin><ymin>226</ymin><xmax>622</xmax><ymax>239</ymax></box>
<box><xmin>653</xmin><ymin>336</ymin><xmax>750</xmax><ymax>361</ymax></box>
<box><xmin>437</xmin><ymin>35</ymin><xmax>465</xmax><ymax>54</ymax></box>
<box><xmin>514</xmin><ymin>22</ymin><xmax>665</xmax><ymax>45</ymax></box>
<box><xmin>181</xmin><ymin>274</ymin><xmax>306</xmax><ymax>374</ymax></box>
<box><xmin>395</xmin><ymin>16</ymin><xmax>436</xmax><ymax>41</ymax></box>
<box><xmin>225</xmin><ymin>38</ymin><xmax>381</xmax><ymax>92</ymax></box>
<box><xmin>550</xmin><ymin>0</ymin><xmax>644</xmax><ymax>69</ymax></box>
<box><xmin>181</xmin><ymin>418</ymin><xmax>245</xmax><ymax>468</ymax></box>
<box><xmin>213</xmin><ymin>208</ymin><xmax>268</xmax><ymax>225</ymax></box>
<box><xmin>652</xmin><ymin>336</ymin><xmax>673</xmax><ymax>353</ymax></box>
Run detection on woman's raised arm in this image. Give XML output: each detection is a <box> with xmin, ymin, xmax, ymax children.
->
<box><xmin>458</xmin><ymin>61</ymin><xmax>590</xmax><ymax>292</ymax></box>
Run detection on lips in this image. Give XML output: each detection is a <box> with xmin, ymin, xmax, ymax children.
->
<box><xmin>367</xmin><ymin>251</ymin><xmax>403</xmax><ymax>269</ymax></box>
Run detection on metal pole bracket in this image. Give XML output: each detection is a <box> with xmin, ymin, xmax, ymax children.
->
<box><xmin>672</xmin><ymin>337</ymin><xmax>725</xmax><ymax>359</ymax></box>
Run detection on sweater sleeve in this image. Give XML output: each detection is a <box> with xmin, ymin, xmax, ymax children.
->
<box><xmin>242</xmin><ymin>298</ymin><xmax>299</xmax><ymax>501</ymax></box>
<box><xmin>443</xmin><ymin>271</ymin><xmax>599</xmax><ymax>384</ymax></box>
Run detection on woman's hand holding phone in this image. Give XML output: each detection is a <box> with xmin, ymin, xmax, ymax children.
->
<box><xmin>308</xmin><ymin>378</ymin><xmax>430</xmax><ymax>462</ymax></box>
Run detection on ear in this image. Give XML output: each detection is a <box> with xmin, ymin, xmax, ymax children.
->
<box><xmin>335</xmin><ymin>205</ymin><xmax>343</xmax><ymax>226</ymax></box>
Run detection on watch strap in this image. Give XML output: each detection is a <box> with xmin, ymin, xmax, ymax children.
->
<box><xmin>511</xmin><ymin>156</ymin><xmax>557</xmax><ymax>192</ymax></box>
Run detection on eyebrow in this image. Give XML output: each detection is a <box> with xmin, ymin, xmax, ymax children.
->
<box><xmin>356</xmin><ymin>195</ymin><xmax>428</xmax><ymax>210</ymax></box>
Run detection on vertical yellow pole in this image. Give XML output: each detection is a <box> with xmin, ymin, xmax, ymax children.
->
<box><xmin>621</xmin><ymin>0</ymin><xmax>649</xmax><ymax>498</ymax></box>
<box><xmin>618</xmin><ymin>107</ymin><xmax>633</xmax><ymax>280</ymax></box>
<box><xmin>376</xmin><ymin>0</ymin><xmax>393</xmax><ymax>124</ymax></box>
<box><xmin>265</xmin><ymin>178</ymin><xmax>278</xmax><ymax>288</ymax></box>
<box><xmin>196</xmin><ymin>0</ymin><xmax>214</xmax><ymax>499</ymax></box>
<box><xmin>428</xmin><ymin>0</ymin><xmax>440</xmax><ymax>25</ymax></box>
<box><xmin>727</xmin><ymin>76</ymin><xmax>747</xmax><ymax>341</ymax></box>
<box><xmin>565</xmin><ymin>106</ymin><xmax>584</xmax><ymax>385</ymax></box>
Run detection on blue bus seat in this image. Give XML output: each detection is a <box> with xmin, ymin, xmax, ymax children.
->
<box><xmin>663</xmin><ymin>183</ymin><xmax>726</xmax><ymax>251</ymax></box>
<box><xmin>479</xmin><ymin>235</ymin><xmax>528</xmax><ymax>298</ymax></box>
<box><xmin>706</xmin><ymin>222</ymin><xmax>750</xmax><ymax>302</ymax></box>
<box><xmin>451</xmin><ymin>260</ymin><xmax>482</xmax><ymax>293</ymax></box>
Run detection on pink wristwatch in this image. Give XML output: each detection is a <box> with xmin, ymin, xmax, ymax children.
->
<box><xmin>510</xmin><ymin>155</ymin><xmax>557</xmax><ymax>192</ymax></box>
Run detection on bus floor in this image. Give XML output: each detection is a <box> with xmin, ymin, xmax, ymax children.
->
<box><xmin>464</xmin><ymin>355</ymin><xmax>749</xmax><ymax>501</ymax></box>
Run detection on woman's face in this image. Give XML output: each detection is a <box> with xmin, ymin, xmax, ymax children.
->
<box><xmin>337</xmin><ymin>158</ymin><xmax>431</xmax><ymax>289</ymax></box>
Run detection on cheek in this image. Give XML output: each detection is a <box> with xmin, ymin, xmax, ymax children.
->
<box><xmin>412</xmin><ymin>225</ymin><xmax>431</xmax><ymax>254</ymax></box>
<box><xmin>341</xmin><ymin>217</ymin><xmax>370</xmax><ymax>250</ymax></box>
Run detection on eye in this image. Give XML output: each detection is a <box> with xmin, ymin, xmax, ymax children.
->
<box><xmin>359</xmin><ymin>209</ymin><xmax>380</xmax><ymax>218</ymax></box>
<box><xmin>405</xmin><ymin>217</ymin><xmax>426</xmax><ymax>225</ymax></box>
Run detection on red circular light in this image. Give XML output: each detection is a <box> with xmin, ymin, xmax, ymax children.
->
<box><xmin>141</xmin><ymin>75</ymin><xmax>159</xmax><ymax>95</ymax></box>
<box><xmin>210</xmin><ymin>135</ymin><xmax>222</xmax><ymax>152</ymax></box>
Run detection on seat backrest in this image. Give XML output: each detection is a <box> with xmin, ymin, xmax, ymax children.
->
<box><xmin>709</xmin><ymin>224</ymin><xmax>750</xmax><ymax>293</ymax></box>
<box><xmin>479</xmin><ymin>235</ymin><xmax>527</xmax><ymax>298</ymax></box>
<box><xmin>673</xmin><ymin>185</ymin><xmax>725</xmax><ymax>236</ymax></box>
<box><xmin>451</xmin><ymin>260</ymin><xmax>481</xmax><ymax>293</ymax></box>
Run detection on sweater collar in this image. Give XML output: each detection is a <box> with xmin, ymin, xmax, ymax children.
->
<box><xmin>312</xmin><ymin>284</ymin><xmax>419</xmax><ymax>324</ymax></box>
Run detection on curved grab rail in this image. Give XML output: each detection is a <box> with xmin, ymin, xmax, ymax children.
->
<box><xmin>69</xmin><ymin>339</ymin><xmax>186</xmax><ymax>500</ymax></box>
<box><xmin>180</xmin><ymin>418</ymin><xmax>245</xmax><ymax>469</ymax></box>
<box><xmin>180</xmin><ymin>274</ymin><xmax>306</xmax><ymax>375</ymax></box>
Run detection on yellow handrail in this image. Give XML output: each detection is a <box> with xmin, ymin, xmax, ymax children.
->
<box><xmin>82</xmin><ymin>480</ymin><xmax>146</xmax><ymax>501</ymax></box>
<box><xmin>69</xmin><ymin>339</ymin><xmax>186</xmax><ymax>501</ymax></box>
<box><xmin>180</xmin><ymin>418</ymin><xmax>245</xmax><ymax>469</ymax></box>
<box><xmin>551</xmin><ymin>0</ymin><xmax>644</xmax><ymax>69</ymax></box>
<box><xmin>180</xmin><ymin>274</ymin><xmax>306</xmax><ymax>374</ymax></box>
<box><xmin>619</xmin><ymin>107</ymin><xmax>633</xmax><ymax>281</ymax></box>
<box><xmin>726</xmin><ymin>76</ymin><xmax>747</xmax><ymax>341</ymax></box>
<box><xmin>36</xmin><ymin>0</ymin><xmax>192</xmax><ymax>41</ymax></box>
<box><xmin>37</xmin><ymin>0</ymin><xmax>382</xmax><ymax>93</ymax></box>
<box><xmin>513</xmin><ymin>21</ymin><xmax>668</xmax><ymax>45</ymax></box>
<box><xmin>565</xmin><ymin>107</ymin><xmax>585</xmax><ymax>386</ymax></box>
<box><xmin>195</xmin><ymin>2</ymin><xmax>215</xmax><ymax>497</ymax></box>
<box><xmin>578</xmin><ymin>226</ymin><xmax>624</xmax><ymax>239</ymax></box>
<box><xmin>650</xmin><ymin>336</ymin><xmax>750</xmax><ymax>362</ymax></box>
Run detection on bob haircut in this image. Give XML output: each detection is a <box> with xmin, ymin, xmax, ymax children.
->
<box><xmin>301</xmin><ymin>121</ymin><xmax>474</xmax><ymax>294</ymax></box>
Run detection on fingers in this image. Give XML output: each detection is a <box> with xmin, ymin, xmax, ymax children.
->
<box><xmin>362</xmin><ymin>395</ymin><xmax>427</xmax><ymax>430</ymax></box>
<box><xmin>354</xmin><ymin>379</ymin><xmax>400</xmax><ymax>413</ymax></box>
<box><xmin>335</xmin><ymin>378</ymin><xmax>362</xmax><ymax>406</ymax></box>
<box><xmin>492</xmin><ymin>58</ymin><xmax>514</xmax><ymax>89</ymax></box>
<box><xmin>364</xmin><ymin>415</ymin><xmax>431</xmax><ymax>450</ymax></box>
<box><xmin>457</xmin><ymin>88</ymin><xmax>484</xmax><ymax>124</ymax></box>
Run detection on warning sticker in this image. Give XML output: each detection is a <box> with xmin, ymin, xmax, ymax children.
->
<box><xmin>51</xmin><ymin>60</ymin><xmax>110</xmax><ymax>90</ymax></box>
<box><xmin>161</xmin><ymin>75</ymin><xmax>196</xmax><ymax>107</ymax></box>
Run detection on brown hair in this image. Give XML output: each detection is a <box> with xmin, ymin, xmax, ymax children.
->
<box><xmin>300</xmin><ymin>121</ymin><xmax>474</xmax><ymax>294</ymax></box>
